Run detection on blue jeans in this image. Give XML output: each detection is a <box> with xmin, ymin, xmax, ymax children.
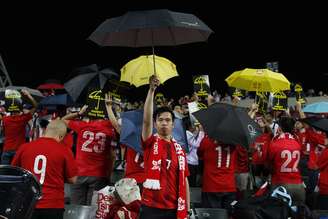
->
<box><xmin>1</xmin><ymin>151</ymin><xmax>16</xmax><ymax>165</ymax></box>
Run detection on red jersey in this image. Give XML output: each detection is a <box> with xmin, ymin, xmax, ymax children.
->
<box><xmin>306</xmin><ymin>129</ymin><xmax>326</xmax><ymax>170</ymax></box>
<box><xmin>317</xmin><ymin>147</ymin><xmax>328</xmax><ymax>195</ymax></box>
<box><xmin>236</xmin><ymin>145</ymin><xmax>249</xmax><ymax>173</ymax></box>
<box><xmin>11</xmin><ymin>137</ymin><xmax>77</xmax><ymax>209</ymax></box>
<box><xmin>251</xmin><ymin>133</ymin><xmax>271</xmax><ymax>165</ymax></box>
<box><xmin>294</xmin><ymin>129</ymin><xmax>310</xmax><ymax>156</ymax></box>
<box><xmin>68</xmin><ymin>120</ymin><xmax>116</xmax><ymax>177</ymax></box>
<box><xmin>62</xmin><ymin>131</ymin><xmax>74</xmax><ymax>149</ymax></box>
<box><xmin>198</xmin><ymin>136</ymin><xmax>237</xmax><ymax>192</ymax></box>
<box><xmin>124</xmin><ymin>146</ymin><xmax>145</xmax><ymax>184</ymax></box>
<box><xmin>141</xmin><ymin>135</ymin><xmax>189</xmax><ymax>209</ymax></box>
<box><xmin>3</xmin><ymin>113</ymin><xmax>32</xmax><ymax>151</ymax></box>
<box><xmin>267</xmin><ymin>133</ymin><xmax>302</xmax><ymax>185</ymax></box>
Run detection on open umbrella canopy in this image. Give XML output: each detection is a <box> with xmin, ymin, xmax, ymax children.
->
<box><xmin>120</xmin><ymin>55</ymin><xmax>178</xmax><ymax>87</ymax></box>
<box><xmin>225</xmin><ymin>68</ymin><xmax>291</xmax><ymax>92</ymax></box>
<box><xmin>39</xmin><ymin>94</ymin><xmax>74</xmax><ymax>106</ymax></box>
<box><xmin>88</xmin><ymin>9</ymin><xmax>213</xmax><ymax>47</ymax></box>
<box><xmin>193</xmin><ymin>103</ymin><xmax>262</xmax><ymax>148</ymax></box>
<box><xmin>64</xmin><ymin>64</ymin><xmax>119</xmax><ymax>102</ymax></box>
<box><xmin>37</xmin><ymin>79</ymin><xmax>64</xmax><ymax>90</ymax></box>
<box><xmin>301</xmin><ymin>117</ymin><xmax>328</xmax><ymax>133</ymax></box>
<box><xmin>303</xmin><ymin>101</ymin><xmax>328</xmax><ymax>114</ymax></box>
<box><xmin>0</xmin><ymin>86</ymin><xmax>44</xmax><ymax>102</ymax></box>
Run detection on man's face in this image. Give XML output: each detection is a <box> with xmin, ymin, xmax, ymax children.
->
<box><xmin>155</xmin><ymin>112</ymin><xmax>174</xmax><ymax>136</ymax></box>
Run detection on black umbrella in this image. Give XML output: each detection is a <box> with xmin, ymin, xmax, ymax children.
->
<box><xmin>301</xmin><ymin>117</ymin><xmax>328</xmax><ymax>133</ymax></box>
<box><xmin>39</xmin><ymin>94</ymin><xmax>74</xmax><ymax>107</ymax></box>
<box><xmin>89</xmin><ymin>9</ymin><xmax>213</xmax><ymax>48</ymax></box>
<box><xmin>88</xmin><ymin>9</ymin><xmax>213</xmax><ymax>75</ymax></box>
<box><xmin>64</xmin><ymin>64</ymin><xmax>119</xmax><ymax>103</ymax></box>
<box><xmin>193</xmin><ymin>103</ymin><xmax>262</xmax><ymax>148</ymax></box>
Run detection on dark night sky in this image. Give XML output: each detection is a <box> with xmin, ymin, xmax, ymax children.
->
<box><xmin>0</xmin><ymin>2</ymin><xmax>328</xmax><ymax>100</ymax></box>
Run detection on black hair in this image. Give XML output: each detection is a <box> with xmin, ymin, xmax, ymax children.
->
<box><xmin>153</xmin><ymin>106</ymin><xmax>175</xmax><ymax>121</ymax></box>
<box><xmin>278</xmin><ymin>116</ymin><xmax>295</xmax><ymax>133</ymax></box>
<box><xmin>39</xmin><ymin>119</ymin><xmax>50</xmax><ymax>129</ymax></box>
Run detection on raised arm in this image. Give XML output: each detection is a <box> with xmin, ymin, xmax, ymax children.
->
<box><xmin>61</xmin><ymin>105</ymin><xmax>88</xmax><ymax>124</ymax></box>
<box><xmin>105</xmin><ymin>92</ymin><xmax>121</xmax><ymax>134</ymax></box>
<box><xmin>21</xmin><ymin>89</ymin><xmax>38</xmax><ymax>115</ymax></box>
<box><xmin>142</xmin><ymin>75</ymin><xmax>159</xmax><ymax>141</ymax></box>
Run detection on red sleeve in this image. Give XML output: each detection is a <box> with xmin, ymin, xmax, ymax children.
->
<box><xmin>68</xmin><ymin>120</ymin><xmax>83</xmax><ymax>133</ymax></box>
<box><xmin>22</xmin><ymin>113</ymin><xmax>33</xmax><ymax>122</ymax></box>
<box><xmin>318</xmin><ymin>148</ymin><xmax>328</xmax><ymax>170</ymax></box>
<box><xmin>63</xmin><ymin>147</ymin><xmax>78</xmax><ymax>179</ymax></box>
<box><xmin>307</xmin><ymin>129</ymin><xmax>326</xmax><ymax>145</ymax></box>
<box><xmin>185</xmin><ymin>153</ymin><xmax>190</xmax><ymax>177</ymax></box>
<box><xmin>197</xmin><ymin>136</ymin><xmax>208</xmax><ymax>159</ymax></box>
<box><xmin>11</xmin><ymin>143</ymin><xmax>27</xmax><ymax>166</ymax></box>
<box><xmin>141</xmin><ymin>135</ymin><xmax>156</xmax><ymax>150</ymax></box>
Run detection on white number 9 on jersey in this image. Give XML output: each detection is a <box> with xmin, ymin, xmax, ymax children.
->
<box><xmin>33</xmin><ymin>155</ymin><xmax>47</xmax><ymax>184</ymax></box>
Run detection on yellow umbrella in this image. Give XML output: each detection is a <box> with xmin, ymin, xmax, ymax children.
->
<box><xmin>120</xmin><ymin>55</ymin><xmax>178</xmax><ymax>87</ymax></box>
<box><xmin>225</xmin><ymin>68</ymin><xmax>290</xmax><ymax>92</ymax></box>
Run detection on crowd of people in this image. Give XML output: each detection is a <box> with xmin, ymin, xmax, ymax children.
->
<box><xmin>0</xmin><ymin>78</ymin><xmax>328</xmax><ymax>219</ymax></box>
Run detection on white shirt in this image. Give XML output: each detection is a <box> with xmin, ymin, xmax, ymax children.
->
<box><xmin>186</xmin><ymin>130</ymin><xmax>205</xmax><ymax>165</ymax></box>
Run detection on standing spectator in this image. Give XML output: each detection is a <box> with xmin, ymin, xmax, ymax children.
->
<box><xmin>266</xmin><ymin>116</ymin><xmax>305</xmax><ymax>204</ymax></box>
<box><xmin>198</xmin><ymin>136</ymin><xmax>237</xmax><ymax>209</ymax></box>
<box><xmin>62</xmin><ymin>103</ymin><xmax>117</xmax><ymax>205</ymax></box>
<box><xmin>11</xmin><ymin>120</ymin><xmax>77</xmax><ymax>219</ymax></box>
<box><xmin>317</xmin><ymin>145</ymin><xmax>328</xmax><ymax>209</ymax></box>
<box><xmin>0</xmin><ymin>89</ymin><xmax>37</xmax><ymax>164</ymax></box>
<box><xmin>185</xmin><ymin>119</ymin><xmax>204</xmax><ymax>187</ymax></box>
<box><xmin>139</xmin><ymin>75</ymin><xmax>190</xmax><ymax>219</ymax></box>
<box><xmin>104</xmin><ymin>93</ymin><xmax>145</xmax><ymax>188</ymax></box>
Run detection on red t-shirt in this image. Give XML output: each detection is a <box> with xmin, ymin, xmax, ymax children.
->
<box><xmin>62</xmin><ymin>131</ymin><xmax>74</xmax><ymax>149</ymax></box>
<box><xmin>236</xmin><ymin>145</ymin><xmax>249</xmax><ymax>173</ymax></box>
<box><xmin>124</xmin><ymin>146</ymin><xmax>145</xmax><ymax>184</ymax></box>
<box><xmin>294</xmin><ymin>129</ymin><xmax>309</xmax><ymax>156</ymax></box>
<box><xmin>198</xmin><ymin>136</ymin><xmax>237</xmax><ymax>192</ymax></box>
<box><xmin>317</xmin><ymin>147</ymin><xmax>328</xmax><ymax>195</ymax></box>
<box><xmin>3</xmin><ymin>113</ymin><xmax>32</xmax><ymax>151</ymax></box>
<box><xmin>11</xmin><ymin>137</ymin><xmax>77</xmax><ymax>209</ymax></box>
<box><xmin>68</xmin><ymin>120</ymin><xmax>116</xmax><ymax>177</ymax></box>
<box><xmin>267</xmin><ymin>133</ymin><xmax>302</xmax><ymax>185</ymax></box>
<box><xmin>306</xmin><ymin>129</ymin><xmax>326</xmax><ymax>170</ymax></box>
<box><xmin>251</xmin><ymin>133</ymin><xmax>271</xmax><ymax>165</ymax></box>
<box><xmin>141</xmin><ymin>135</ymin><xmax>189</xmax><ymax>209</ymax></box>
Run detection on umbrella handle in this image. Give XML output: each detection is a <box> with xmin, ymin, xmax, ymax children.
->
<box><xmin>152</xmin><ymin>46</ymin><xmax>157</xmax><ymax>76</ymax></box>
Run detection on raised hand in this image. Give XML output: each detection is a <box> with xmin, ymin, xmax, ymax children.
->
<box><xmin>149</xmin><ymin>75</ymin><xmax>160</xmax><ymax>91</ymax></box>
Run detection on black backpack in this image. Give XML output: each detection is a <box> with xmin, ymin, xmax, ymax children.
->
<box><xmin>231</xmin><ymin>195</ymin><xmax>292</xmax><ymax>219</ymax></box>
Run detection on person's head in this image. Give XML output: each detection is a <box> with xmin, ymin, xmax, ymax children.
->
<box><xmin>294</xmin><ymin>120</ymin><xmax>304</xmax><ymax>131</ymax></box>
<box><xmin>174</xmin><ymin>105</ymin><xmax>183</xmax><ymax>114</ymax></box>
<box><xmin>278</xmin><ymin>116</ymin><xmax>295</xmax><ymax>134</ymax></box>
<box><xmin>264</xmin><ymin>113</ymin><xmax>273</xmax><ymax>124</ymax></box>
<box><xmin>44</xmin><ymin>119</ymin><xmax>67</xmax><ymax>142</ymax></box>
<box><xmin>153</xmin><ymin>106</ymin><xmax>175</xmax><ymax>138</ymax></box>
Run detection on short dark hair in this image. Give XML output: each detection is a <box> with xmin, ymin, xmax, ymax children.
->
<box><xmin>278</xmin><ymin>116</ymin><xmax>295</xmax><ymax>133</ymax></box>
<box><xmin>153</xmin><ymin>106</ymin><xmax>175</xmax><ymax>121</ymax></box>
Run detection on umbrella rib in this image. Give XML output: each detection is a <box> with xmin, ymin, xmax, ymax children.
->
<box><xmin>168</xmin><ymin>26</ymin><xmax>177</xmax><ymax>45</ymax></box>
<box><xmin>134</xmin><ymin>29</ymin><xmax>139</xmax><ymax>47</ymax></box>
